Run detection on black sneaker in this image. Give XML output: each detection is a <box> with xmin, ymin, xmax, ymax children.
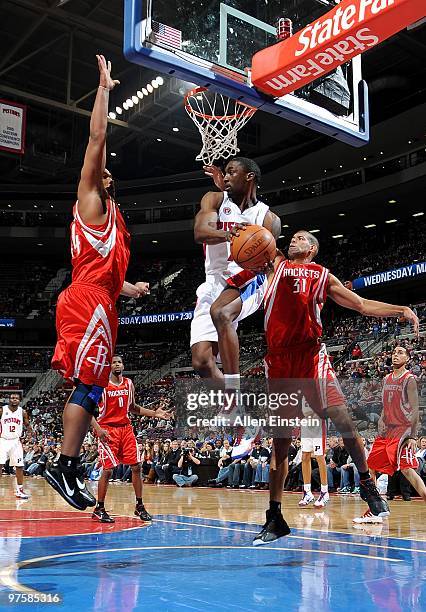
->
<box><xmin>252</xmin><ymin>510</ymin><xmax>291</xmax><ymax>546</ymax></box>
<box><xmin>44</xmin><ymin>462</ymin><xmax>88</xmax><ymax>511</ymax></box>
<box><xmin>360</xmin><ymin>478</ymin><xmax>390</xmax><ymax>517</ymax></box>
<box><xmin>135</xmin><ymin>503</ymin><xmax>152</xmax><ymax>522</ymax></box>
<box><xmin>92</xmin><ymin>507</ymin><xmax>115</xmax><ymax>523</ymax></box>
<box><xmin>76</xmin><ymin>465</ymin><xmax>96</xmax><ymax>507</ymax></box>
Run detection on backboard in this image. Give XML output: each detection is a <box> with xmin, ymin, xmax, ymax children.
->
<box><xmin>124</xmin><ymin>0</ymin><xmax>369</xmax><ymax>146</ymax></box>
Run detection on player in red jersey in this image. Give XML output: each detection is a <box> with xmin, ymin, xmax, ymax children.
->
<box><xmin>91</xmin><ymin>355</ymin><xmax>172</xmax><ymax>523</ymax></box>
<box><xmin>354</xmin><ymin>346</ymin><xmax>426</xmax><ymax>524</ymax></box>
<box><xmin>211</xmin><ymin>230</ymin><xmax>419</xmax><ymax>544</ymax></box>
<box><xmin>45</xmin><ymin>56</ymin><xmax>149</xmax><ymax>511</ymax></box>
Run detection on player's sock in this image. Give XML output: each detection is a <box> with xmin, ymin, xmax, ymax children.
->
<box><xmin>96</xmin><ymin>501</ymin><xmax>105</xmax><ymax>509</ymax></box>
<box><xmin>269</xmin><ymin>500</ymin><xmax>281</xmax><ymax>515</ymax></box>
<box><xmin>321</xmin><ymin>484</ymin><xmax>328</xmax><ymax>493</ymax></box>
<box><xmin>303</xmin><ymin>484</ymin><xmax>312</xmax><ymax>493</ymax></box>
<box><xmin>224</xmin><ymin>374</ymin><xmax>240</xmax><ymax>391</ymax></box>
<box><xmin>136</xmin><ymin>497</ymin><xmax>143</xmax><ymax>506</ymax></box>
<box><xmin>59</xmin><ymin>454</ymin><xmax>78</xmax><ymax>471</ymax></box>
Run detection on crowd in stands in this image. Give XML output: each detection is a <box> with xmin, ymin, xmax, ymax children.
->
<box><xmin>0</xmin><ymin>263</ymin><xmax>59</xmax><ymax>318</ymax></box>
<box><xmin>6</xmin><ymin>430</ymin><xmax>426</xmax><ymax>502</ymax></box>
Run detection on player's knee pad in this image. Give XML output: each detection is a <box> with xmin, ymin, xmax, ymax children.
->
<box><xmin>69</xmin><ymin>382</ymin><xmax>104</xmax><ymax>416</ymax></box>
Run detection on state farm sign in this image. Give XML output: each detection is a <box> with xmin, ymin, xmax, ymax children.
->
<box><xmin>251</xmin><ymin>0</ymin><xmax>425</xmax><ymax>97</ymax></box>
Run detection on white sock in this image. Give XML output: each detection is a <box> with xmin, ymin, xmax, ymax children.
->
<box><xmin>224</xmin><ymin>374</ymin><xmax>240</xmax><ymax>391</ymax></box>
<box><xmin>304</xmin><ymin>484</ymin><xmax>311</xmax><ymax>493</ymax></box>
<box><xmin>321</xmin><ymin>484</ymin><xmax>328</xmax><ymax>493</ymax></box>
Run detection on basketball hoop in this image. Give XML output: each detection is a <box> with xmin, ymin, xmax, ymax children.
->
<box><xmin>184</xmin><ymin>87</ymin><xmax>257</xmax><ymax>165</ymax></box>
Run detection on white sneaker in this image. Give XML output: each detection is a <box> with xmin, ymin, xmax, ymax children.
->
<box><xmin>231</xmin><ymin>434</ymin><xmax>257</xmax><ymax>459</ymax></box>
<box><xmin>16</xmin><ymin>489</ymin><xmax>29</xmax><ymax>499</ymax></box>
<box><xmin>314</xmin><ymin>492</ymin><xmax>329</xmax><ymax>507</ymax></box>
<box><xmin>353</xmin><ymin>510</ymin><xmax>383</xmax><ymax>524</ymax></box>
<box><xmin>298</xmin><ymin>491</ymin><xmax>315</xmax><ymax>506</ymax></box>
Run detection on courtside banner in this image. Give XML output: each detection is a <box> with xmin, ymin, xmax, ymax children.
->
<box><xmin>0</xmin><ymin>318</ymin><xmax>15</xmax><ymax>328</ymax></box>
<box><xmin>352</xmin><ymin>261</ymin><xmax>426</xmax><ymax>290</ymax></box>
<box><xmin>251</xmin><ymin>0</ymin><xmax>425</xmax><ymax>96</ymax></box>
<box><xmin>119</xmin><ymin>311</ymin><xmax>193</xmax><ymax>325</ymax></box>
<box><xmin>0</xmin><ymin>99</ymin><xmax>26</xmax><ymax>154</ymax></box>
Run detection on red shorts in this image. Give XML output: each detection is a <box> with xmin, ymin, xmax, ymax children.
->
<box><xmin>265</xmin><ymin>342</ymin><xmax>345</xmax><ymax>417</ymax></box>
<box><xmin>368</xmin><ymin>436</ymin><xmax>419</xmax><ymax>475</ymax></box>
<box><xmin>52</xmin><ymin>283</ymin><xmax>117</xmax><ymax>388</ymax></box>
<box><xmin>97</xmin><ymin>424</ymin><xmax>140</xmax><ymax>469</ymax></box>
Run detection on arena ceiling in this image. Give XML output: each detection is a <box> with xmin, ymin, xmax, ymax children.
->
<box><xmin>0</xmin><ymin>0</ymin><xmax>425</xmax><ymax>189</ymax></box>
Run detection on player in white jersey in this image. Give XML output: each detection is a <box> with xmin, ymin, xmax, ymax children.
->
<box><xmin>299</xmin><ymin>405</ymin><xmax>329</xmax><ymax>508</ymax></box>
<box><xmin>191</xmin><ymin>157</ymin><xmax>281</xmax><ymax>383</ymax></box>
<box><xmin>0</xmin><ymin>392</ymin><xmax>32</xmax><ymax>499</ymax></box>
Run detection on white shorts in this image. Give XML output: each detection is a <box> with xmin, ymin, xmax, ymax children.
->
<box><xmin>0</xmin><ymin>438</ymin><xmax>24</xmax><ymax>467</ymax></box>
<box><xmin>190</xmin><ymin>274</ymin><xmax>267</xmax><ymax>347</ymax></box>
<box><xmin>301</xmin><ymin>437</ymin><xmax>325</xmax><ymax>456</ymax></box>
<box><xmin>301</xmin><ymin>419</ymin><xmax>326</xmax><ymax>456</ymax></box>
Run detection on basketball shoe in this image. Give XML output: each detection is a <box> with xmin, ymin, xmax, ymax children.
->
<box><xmin>15</xmin><ymin>486</ymin><xmax>29</xmax><ymax>499</ymax></box>
<box><xmin>45</xmin><ymin>461</ymin><xmax>91</xmax><ymax>511</ymax></box>
<box><xmin>253</xmin><ymin>509</ymin><xmax>291</xmax><ymax>546</ymax></box>
<box><xmin>135</xmin><ymin>503</ymin><xmax>152</xmax><ymax>522</ymax></box>
<box><xmin>359</xmin><ymin>478</ymin><xmax>390</xmax><ymax>517</ymax></box>
<box><xmin>352</xmin><ymin>510</ymin><xmax>383</xmax><ymax>524</ymax></box>
<box><xmin>298</xmin><ymin>491</ymin><xmax>315</xmax><ymax>506</ymax></box>
<box><xmin>314</xmin><ymin>492</ymin><xmax>329</xmax><ymax>507</ymax></box>
<box><xmin>76</xmin><ymin>465</ymin><xmax>96</xmax><ymax>506</ymax></box>
<box><xmin>92</xmin><ymin>506</ymin><xmax>115</xmax><ymax>523</ymax></box>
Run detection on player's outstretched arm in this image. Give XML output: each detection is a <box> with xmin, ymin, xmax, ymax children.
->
<box><xmin>194</xmin><ymin>192</ymin><xmax>245</xmax><ymax>244</ymax></box>
<box><xmin>77</xmin><ymin>55</ymin><xmax>120</xmax><ymax>225</ymax></box>
<box><xmin>328</xmin><ymin>274</ymin><xmax>419</xmax><ymax>334</ymax></box>
<box><xmin>131</xmin><ymin>403</ymin><xmax>173</xmax><ymax>420</ymax></box>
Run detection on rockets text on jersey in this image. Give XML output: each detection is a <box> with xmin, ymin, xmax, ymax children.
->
<box><xmin>98</xmin><ymin>377</ymin><xmax>135</xmax><ymax>426</ymax></box>
<box><xmin>70</xmin><ymin>197</ymin><xmax>130</xmax><ymax>302</ymax></box>
<box><xmin>382</xmin><ymin>370</ymin><xmax>416</xmax><ymax>436</ymax></box>
<box><xmin>264</xmin><ymin>259</ymin><xmax>329</xmax><ymax>349</ymax></box>
<box><xmin>0</xmin><ymin>405</ymin><xmax>23</xmax><ymax>440</ymax></box>
<box><xmin>204</xmin><ymin>192</ymin><xmax>269</xmax><ymax>278</ymax></box>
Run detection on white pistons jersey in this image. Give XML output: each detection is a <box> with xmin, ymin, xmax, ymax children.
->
<box><xmin>204</xmin><ymin>192</ymin><xmax>269</xmax><ymax>278</ymax></box>
<box><xmin>1</xmin><ymin>405</ymin><xmax>23</xmax><ymax>440</ymax></box>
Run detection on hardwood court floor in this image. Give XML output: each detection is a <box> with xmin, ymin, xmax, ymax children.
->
<box><xmin>1</xmin><ymin>476</ymin><xmax>425</xmax><ymax>610</ymax></box>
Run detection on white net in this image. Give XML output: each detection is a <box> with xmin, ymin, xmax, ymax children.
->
<box><xmin>184</xmin><ymin>87</ymin><xmax>257</xmax><ymax>165</ymax></box>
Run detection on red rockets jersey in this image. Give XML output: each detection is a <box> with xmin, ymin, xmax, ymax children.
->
<box><xmin>264</xmin><ymin>259</ymin><xmax>329</xmax><ymax>349</ymax></box>
<box><xmin>382</xmin><ymin>370</ymin><xmax>416</xmax><ymax>435</ymax></box>
<box><xmin>98</xmin><ymin>377</ymin><xmax>135</xmax><ymax>426</ymax></box>
<box><xmin>70</xmin><ymin>197</ymin><xmax>130</xmax><ymax>302</ymax></box>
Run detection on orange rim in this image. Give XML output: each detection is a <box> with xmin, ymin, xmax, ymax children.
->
<box><xmin>184</xmin><ymin>86</ymin><xmax>257</xmax><ymax>121</ymax></box>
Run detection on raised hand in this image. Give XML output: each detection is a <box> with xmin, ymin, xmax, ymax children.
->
<box><xmin>402</xmin><ymin>307</ymin><xmax>419</xmax><ymax>336</ymax></box>
<box><xmin>203</xmin><ymin>165</ymin><xmax>225</xmax><ymax>191</ymax></box>
<box><xmin>96</xmin><ymin>54</ymin><xmax>120</xmax><ymax>91</ymax></box>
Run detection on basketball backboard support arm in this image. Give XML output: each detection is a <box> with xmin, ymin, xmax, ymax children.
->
<box><xmin>124</xmin><ymin>0</ymin><xmax>369</xmax><ymax>147</ymax></box>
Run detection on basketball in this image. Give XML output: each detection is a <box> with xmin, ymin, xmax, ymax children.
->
<box><xmin>230</xmin><ymin>225</ymin><xmax>276</xmax><ymax>270</ymax></box>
